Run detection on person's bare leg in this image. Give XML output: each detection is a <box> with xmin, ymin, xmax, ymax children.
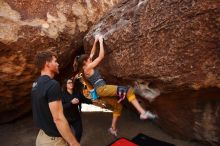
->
<box><xmin>111</xmin><ymin>115</ymin><xmax>119</xmax><ymax>130</ymax></box>
<box><xmin>130</xmin><ymin>98</ymin><xmax>146</xmax><ymax>115</ymax></box>
<box><xmin>130</xmin><ymin>98</ymin><xmax>157</xmax><ymax>120</ymax></box>
<box><xmin>108</xmin><ymin>115</ymin><xmax>119</xmax><ymax>136</ymax></box>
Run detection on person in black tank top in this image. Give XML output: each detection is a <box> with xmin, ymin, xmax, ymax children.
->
<box><xmin>73</xmin><ymin>35</ymin><xmax>157</xmax><ymax>137</ymax></box>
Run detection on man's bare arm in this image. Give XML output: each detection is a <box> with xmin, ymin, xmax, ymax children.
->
<box><xmin>49</xmin><ymin>100</ymin><xmax>80</xmax><ymax>146</ymax></box>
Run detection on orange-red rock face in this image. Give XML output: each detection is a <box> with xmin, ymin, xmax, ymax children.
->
<box><xmin>153</xmin><ymin>88</ymin><xmax>220</xmax><ymax>146</ymax></box>
<box><xmin>1</xmin><ymin>0</ymin><xmax>220</xmax><ymax>145</ymax></box>
<box><xmin>84</xmin><ymin>0</ymin><xmax>220</xmax><ymax>91</ymax></box>
<box><xmin>84</xmin><ymin>0</ymin><xmax>220</xmax><ymax>145</ymax></box>
<box><xmin>0</xmin><ymin>0</ymin><xmax>120</xmax><ymax>123</ymax></box>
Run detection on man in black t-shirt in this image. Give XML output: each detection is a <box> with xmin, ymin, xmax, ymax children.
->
<box><xmin>31</xmin><ymin>51</ymin><xmax>80</xmax><ymax>146</ymax></box>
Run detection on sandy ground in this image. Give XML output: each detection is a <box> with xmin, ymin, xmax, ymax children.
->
<box><xmin>0</xmin><ymin>107</ymin><xmax>206</xmax><ymax>146</ymax></box>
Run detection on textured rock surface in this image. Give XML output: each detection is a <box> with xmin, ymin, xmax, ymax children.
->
<box><xmin>84</xmin><ymin>0</ymin><xmax>220</xmax><ymax>92</ymax></box>
<box><xmin>0</xmin><ymin>0</ymin><xmax>120</xmax><ymax>123</ymax></box>
<box><xmin>153</xmin><ymin>88</ymin><xmax>220</xmax><ymax>146</ymax></box>
<box><xmin>84</xmin><ymin>0</ymin><xmax>220</xmax><ymax>145</ymax></box>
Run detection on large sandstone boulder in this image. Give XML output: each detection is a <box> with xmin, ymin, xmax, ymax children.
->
<box><xmin>84</xmin><ymin>0</ymin><xmax>220</xmax><ymax>91</ymax></box>
<box><xmin>153</xmin><ymin>88</ymin><xmax>220</xmax><ymax>146</ymax></box>
<box><xmin>84</xmin><ymin>0</ymin><xmax>220</xmax><ymax>145</ymax></box>
<box><xmin>0</xmin><ymin>0</ymin><xmax>120</xmax><ymax>123</ymax></box>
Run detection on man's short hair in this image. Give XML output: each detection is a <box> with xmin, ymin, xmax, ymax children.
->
<box><xmin>35</xmin><ymin>51</ymin><xmax>57</xmax><ymax>70</ymax></box>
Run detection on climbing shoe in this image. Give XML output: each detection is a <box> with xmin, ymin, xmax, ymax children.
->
<box><xmin>108</xmin><ymin>127</ymin><xmax>118</xmax><ymax>137</ymax></box>
<box><xmin>140</xmin><ymin>111</ymin><xmax>158</xmax><ymax>120</ymax></box>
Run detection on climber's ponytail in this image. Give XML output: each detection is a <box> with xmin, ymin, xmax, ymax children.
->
<box><xmin>73</xmin><ymin>54</ymin><xmax>89</xmax><ymax>73</ymax></box>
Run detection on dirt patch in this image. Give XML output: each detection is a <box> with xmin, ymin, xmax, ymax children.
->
<box><xmin>0</xmin><ymin>109</ymin><xmax>206</xmax><ymax>146</ymax></box>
